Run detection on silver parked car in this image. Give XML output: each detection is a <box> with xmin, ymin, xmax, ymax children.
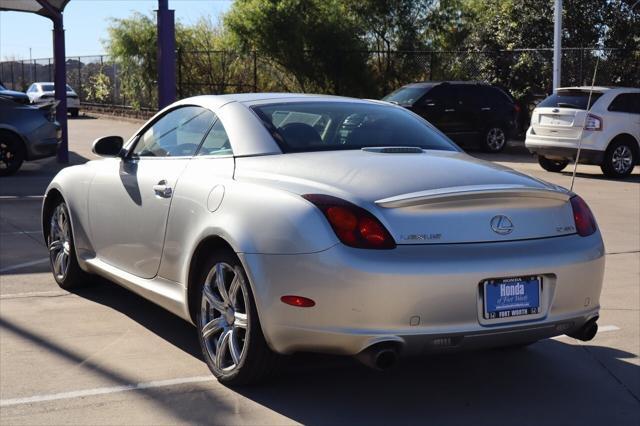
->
<box><xmin>43</xmin><ymin>94</ymin><xmax>605</xmax><ymax>385</ymax></box>
<box><xmin>0</xmin><ymin>97</ymin><xmax>60</xmax><ymax>176</ymax></box>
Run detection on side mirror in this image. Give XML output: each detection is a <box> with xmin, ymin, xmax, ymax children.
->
<box><xmin>92</xmin><ymin>136</ymin><xmax>124</xmax><ymax>158</ymax></box>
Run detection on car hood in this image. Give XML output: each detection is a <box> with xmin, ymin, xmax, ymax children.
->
<box><xmin>234</xmin><ymin>149</ymin><xmax>560</xmax><ymax>201</ymax></box>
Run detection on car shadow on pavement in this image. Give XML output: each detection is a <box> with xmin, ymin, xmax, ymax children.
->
<box><xmin>68</xmin><ymin>278</ymin><xmax>639</xmax><ymax>425</ymax></box>
<box><xmin>0</xmin><ymin>152</ymin><xmax>91</xmax><ymax>197</ymax></box>
<box><xmin>558</xmin><ymin>170</ymin><xmax>640</xmax><ymax>184</ymax></box>
<box><xmin>71</xmin><ymin>278</ymin><xmax>204</xmax><ymax>361</ymax></box>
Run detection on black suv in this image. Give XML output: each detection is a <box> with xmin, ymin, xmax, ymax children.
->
<box><xmin>382</xmin><ymin>81</ymin><xmax>520</xmax><ymax>152</ymax></box>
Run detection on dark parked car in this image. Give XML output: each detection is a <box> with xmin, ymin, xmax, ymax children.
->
<box><xmin>0</xmin><ymin>97</ymin><xmax>60</xmax><ymax>176</ymax></box>
<box><xmin>0</xmin><ymin>82</ymin><xmax>30</xmax><ymax>104</ymax></box>
<box><xmin>382</xmin><ymin>81</ymin><xmax>521</xmax><ymax>152</ymax></box>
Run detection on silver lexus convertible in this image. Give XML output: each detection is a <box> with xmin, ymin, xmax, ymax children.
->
<box><xmin>42</xmin><ymin>94</ymin><xmax>605</xmax><ymax>385</ymax></box>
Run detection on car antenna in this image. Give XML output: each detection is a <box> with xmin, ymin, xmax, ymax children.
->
<box><xmin>570</xmin><ymin>54</ymin><xmax>600</xmax><ymax>192</ymax></box>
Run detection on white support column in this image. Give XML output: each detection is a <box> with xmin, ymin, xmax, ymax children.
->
<box><xmin>553</xmin><ymin>0</ymin><xmax>562</xmax><ymax>91</ymax></box>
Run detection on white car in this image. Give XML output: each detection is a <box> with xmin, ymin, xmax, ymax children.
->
<box><xmin>525</xmin><ymin>87</ymin><xmax>640</xmax><ymax>178</ymax></box>
<box><xmin>43</xmin><ymin>94</ymin><xmax>604</xmax><ymax>385</ymax></box>
<box><xmin>26</xmin><ymin>82</ymin><xmax>81</xmax><ymax>117</ymax></box>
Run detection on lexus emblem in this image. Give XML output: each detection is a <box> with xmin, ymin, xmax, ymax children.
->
<box><xmin>490</xmin><ymin>215</ymin><xmax>514</xmax><ymax>235</ymax></box>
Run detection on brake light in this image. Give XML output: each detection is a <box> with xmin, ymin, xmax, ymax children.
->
<box><xmin>570</xmin><ymin>195</ymin><xmax>597</xmax><ymax>237</ymax></box>
<box><xmin>303</xmin><ymin>194</ymin><xmax>396</xmax><ymax>249</ymax></box>
<box><xmin>584</xmin><ymin>114</ymin><xmax>602</xmax><ymax>131</ymax></box>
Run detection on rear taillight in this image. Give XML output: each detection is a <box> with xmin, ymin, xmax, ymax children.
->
<box><xmin>570</xmin><ymin>195</ymin><xmax>597</xmax><ymax>237</ymax></box>
<box><xmin>584</xmin><ymin>113</ymin><xmax>602</xmax><ymax>131</ymax></box>
<box><xmin>303</xmin><ymin>194</ymin><xmax>396</xmax><ymax>249</ymax></box>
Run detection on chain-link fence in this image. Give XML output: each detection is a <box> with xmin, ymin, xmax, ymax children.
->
<box><xmin>1</xmin><ymin>48</ymin><xmax>638</xmax><ymax>111</ymax></box>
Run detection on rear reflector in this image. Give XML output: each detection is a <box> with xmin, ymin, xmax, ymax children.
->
<box><xmin>281</xmin><ymin>295</ymin><xmax>316</xmax><ymax>308</ymax></box>
<box><xmin>570</xmin><ymin>195</ymin><xmax>597</xmax><ymax>237</ymax></box>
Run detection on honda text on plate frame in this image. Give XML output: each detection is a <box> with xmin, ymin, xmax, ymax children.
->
<box><xmin>43</xmin><ymin>93</ymin><xmax>605</xmax><ymax>385</ymax></box>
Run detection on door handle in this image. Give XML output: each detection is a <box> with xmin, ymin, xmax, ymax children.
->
<box><xmin>153</xmin><ymin>180</ymin><xmax>173</xmax><ymax>198</ymax></box>
<box><xmin>481</xmin><ymin>107</ymin><xmax>491</xmax><ymax>111</ymax></box>
<box><xmin>444</xmin><ymin>109</ymin><xmax>455</xmax><ymax>112</ymax></box>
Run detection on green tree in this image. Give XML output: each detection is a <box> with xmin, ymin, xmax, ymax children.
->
<box><xmin>225</xmin><ymin>0</ymin><xmax>371</xmax><ymax>95</ymax></box>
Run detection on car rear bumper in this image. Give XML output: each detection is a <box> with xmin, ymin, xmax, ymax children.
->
<box><xmin>241</xmin><ymin>232</ymin><xmax>605</xmax><ymax>356</ymax></box>
<box><xmin>525</xmin><ymin>130</ymin><xmax>605</xmax><ymax>164</ymax></box>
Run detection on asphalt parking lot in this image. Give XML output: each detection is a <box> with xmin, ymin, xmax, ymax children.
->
<box><xmin>0</xmin><ymin>116</ymin><xmax>638</xmax><ymax>425</ymax></box>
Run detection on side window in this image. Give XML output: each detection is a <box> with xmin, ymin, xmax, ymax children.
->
<box><xmin>197</xmin><ymin>119</ymin><xmax>233</xmax><ymax>156</ymax></box>
<box><xmin>422</xmin><ymin>86</ymin><xmax>456</xmax><ymax>108</ymax></box>
<box><xmin>132</xmin><ymin>106</ymin><xmax>215</xmax><ymax>157</ymax></box>
<box><xmin>608</xmin><ymin>93</ymin><xmax>640</xmax><ymax>114</ymax></box>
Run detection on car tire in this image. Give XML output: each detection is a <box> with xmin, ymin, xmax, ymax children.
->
<box><xmin>538</xmin><ymin>156</ymin><xmax>569</xmax><ymax>173</ymax></box>
<box><xmin>196</xmin><ymin>250</ymin><xmax>282</xmax><ymax>386</ymax></box>
<box><xmin>600</xmin><ymin>139</ymin><xmax>637</xmax><ymax>179</ymax></box>
<box><xmin>482</xmin><ymin>126</ymin><xmax>507</xmax><ymax>153</ymax></box>
<box><xmin>47</xmin><ymin>200</ymin><xmax>92</xmax><ymax>289</ymax></box>
<box><xmin>70</xmin><ymin>108</ymin><xmax>79</xmax><ymax>118</ymax></box>
<box><xmin>0</xmin><ymin>131</ymin><xmax>25</xmax><ymax>177</ymax></box>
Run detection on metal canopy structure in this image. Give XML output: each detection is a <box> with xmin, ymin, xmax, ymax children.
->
<box><xmin>0</xmin><ymin>0</ymin><xmax>71</xmax><ymax>162</ymax></box>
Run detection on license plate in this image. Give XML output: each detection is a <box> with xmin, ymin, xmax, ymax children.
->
<box><xmin>483</xmin><ymin>276</ymin><xmax>541</xmax><ymax>320</ymax></box>
<box><xmin>540</xmin><ymin>114</ymin><xmax>573</xmax><ymax>126</ymax></box>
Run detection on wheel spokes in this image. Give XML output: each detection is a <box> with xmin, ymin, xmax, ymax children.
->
<box><xmin>215</xmin><ymin>328</ymin><xmax>231</xmax><ymax>368</ymax></box>
<box><xmin>234</xmin><ymin>312</ymin><xmax>248</xmax><ymax>329</ymax></box>
<box><xmin>215</xmin><ymin>263</ymin><xmax>230</xmax><ymax>304</ymax></box>
<box><xmin>228</xmin><ymin>330</ymin><xmax>241</xmax><ymax>365</ymax></box>
<box><xmin>202</xmin><ymin>317</ymin><xmax>224</xmax><ymax>339</ymax></box>
<box><xmin>203</xmin><ymin>284</ymin><xmax>225</xmax><ymax>313</ymax></box>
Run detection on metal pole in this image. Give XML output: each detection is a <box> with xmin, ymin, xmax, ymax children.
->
<box><xmin>52</xmin><ymin>14</ymin><xmax>68</xmax><ymax>163</ymax></box>
<box><xmin>553</xmin><ymin>0</ymin><xmax>562</xmax><ymax>91</ymax></box>
<box><xmin>253</xmin><ymin>50</ymin><xmax>258</xmax><ymax>92</ymax></box>
<box><xmin>157</xmin><ymin>0</ymin><xmax>176</xmax><ymax>108</ymax></box>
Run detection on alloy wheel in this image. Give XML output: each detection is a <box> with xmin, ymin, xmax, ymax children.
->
<box><xmin>611</xmin><ymin>145</ymin><xmax>633</xmax><ymax>174</ymax></box>
<box><xmin>48</xmin><ymin>204</ymin><xmax>71</xmax><ymax>281</ymax></box>
<box><xmin>200</xmin><ymin>262</ymin><xmax>250</xmax><ymax>373</ymax></box>
<box><xmin>0</xmin><ymin>141</ymin><xmax>16</xmax><ymax>171</ymax></box>
<box><xmin>486</xmin><ymin>127</ymin><xmax>506</xmax><ymax>151</ymax></box>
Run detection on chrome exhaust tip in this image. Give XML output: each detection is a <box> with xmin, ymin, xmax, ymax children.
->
<box><xmin>567</xmin><ymin>317</ymin><xmax>598</xmax><ymax>342</ymax></box>
<box><xmin>355</xmin><ymin>343</ymin><xmax>399</xmax><ymax>371</ymax></box>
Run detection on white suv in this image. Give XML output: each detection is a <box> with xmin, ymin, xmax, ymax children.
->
<box><xmin>525</xmin><ymin>87</ymin><xmax>640</xmax><ymax>178</ymax></box>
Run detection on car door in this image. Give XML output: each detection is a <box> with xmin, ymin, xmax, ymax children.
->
<box><xmin>412</xmin><ymin>85</ymin><xmax>460</xmax><ymax>137</ymax></box>
<box><xmin>88</xmin><ymin>105</ymin><xmax>216</xmax><ymax>278</ymax></box>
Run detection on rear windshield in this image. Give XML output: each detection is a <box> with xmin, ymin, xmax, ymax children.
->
<box><xmin>382</xmin><ymin>87</ymin><xmax>429</xmax><ymax>105</ymax></box>
<box><xmin>40</xmin><ymin>84</ymin><xmax>73</xmax><ymax>91</ymax></box>
<box><xmin>538</xmin><ymin>90</ymin><xmax>604</xmax><ymax>110</ymax></box>
<box><xmin>251</xmin><ymin>101</ymin><xmax>459</xmax><ymax>153</ymax></box>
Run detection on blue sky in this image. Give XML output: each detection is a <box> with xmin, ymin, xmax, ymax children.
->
<box><xmin>0</xmin><ymin>0</ymin><xmax>233</xmax><ymax>60</ymax></box>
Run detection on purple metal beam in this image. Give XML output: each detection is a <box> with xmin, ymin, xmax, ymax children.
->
<box><xmin>35</xmin><ymin>0</ymin><xmax>68</xmax><ymax>163</ymax></box>
<box><xmin>157</xmin><ymin>0</ymin><xmax>176</xmax><ymax>109</ymax></box>
<box><xmin>52</xmin><ymin>14</ymin><xmax>68</xmax><ymax>163</ymax></box>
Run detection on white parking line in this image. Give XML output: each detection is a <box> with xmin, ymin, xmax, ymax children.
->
<box><xmin>0</xmin><ymin>231</ymin><xmax>41</xmax><ymax>235</ymax></box>
<box><xmin>0</xmin><ymin>195</ymin><xmax>44</xmax><ymax>200</ymax></box>
<box><xmin>0</xmin><ymin>290</ymin><xmax>69</xmax><ymax>299</ymax></box>
<box><xmin>0</xmin><ymin>258</ymin><xmax>49</xmax><ymax>274</ymax></box>
<box><xmin>0</xmin><ymin>376</ymin><xmax>216</xmax><ymax>407</ymax></box>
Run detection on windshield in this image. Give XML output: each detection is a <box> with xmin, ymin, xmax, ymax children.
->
<box><xmin>538</xmin><ymin>90</ymin><xmax>604</xmax><ymax>110</ymax></box>
<box><xmin>252</xmin><ymin>101</ymin><xmax>459</xmax><ymax>153</ymax></box>
<box><xmin>382</xmin><ymin>87</ymin><xmax>429</xmax><ymax>105</ymax></box>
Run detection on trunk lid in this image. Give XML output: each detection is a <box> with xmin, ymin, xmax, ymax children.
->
<box><xmin>531</xmin><ymin>107</ymin><xmax>586</xmax><ymax>139</ymax></box>
<box><xmin>235</xmin><ymin>150</ymin><xmax>576</xmax><ymax>244</ymax></box>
